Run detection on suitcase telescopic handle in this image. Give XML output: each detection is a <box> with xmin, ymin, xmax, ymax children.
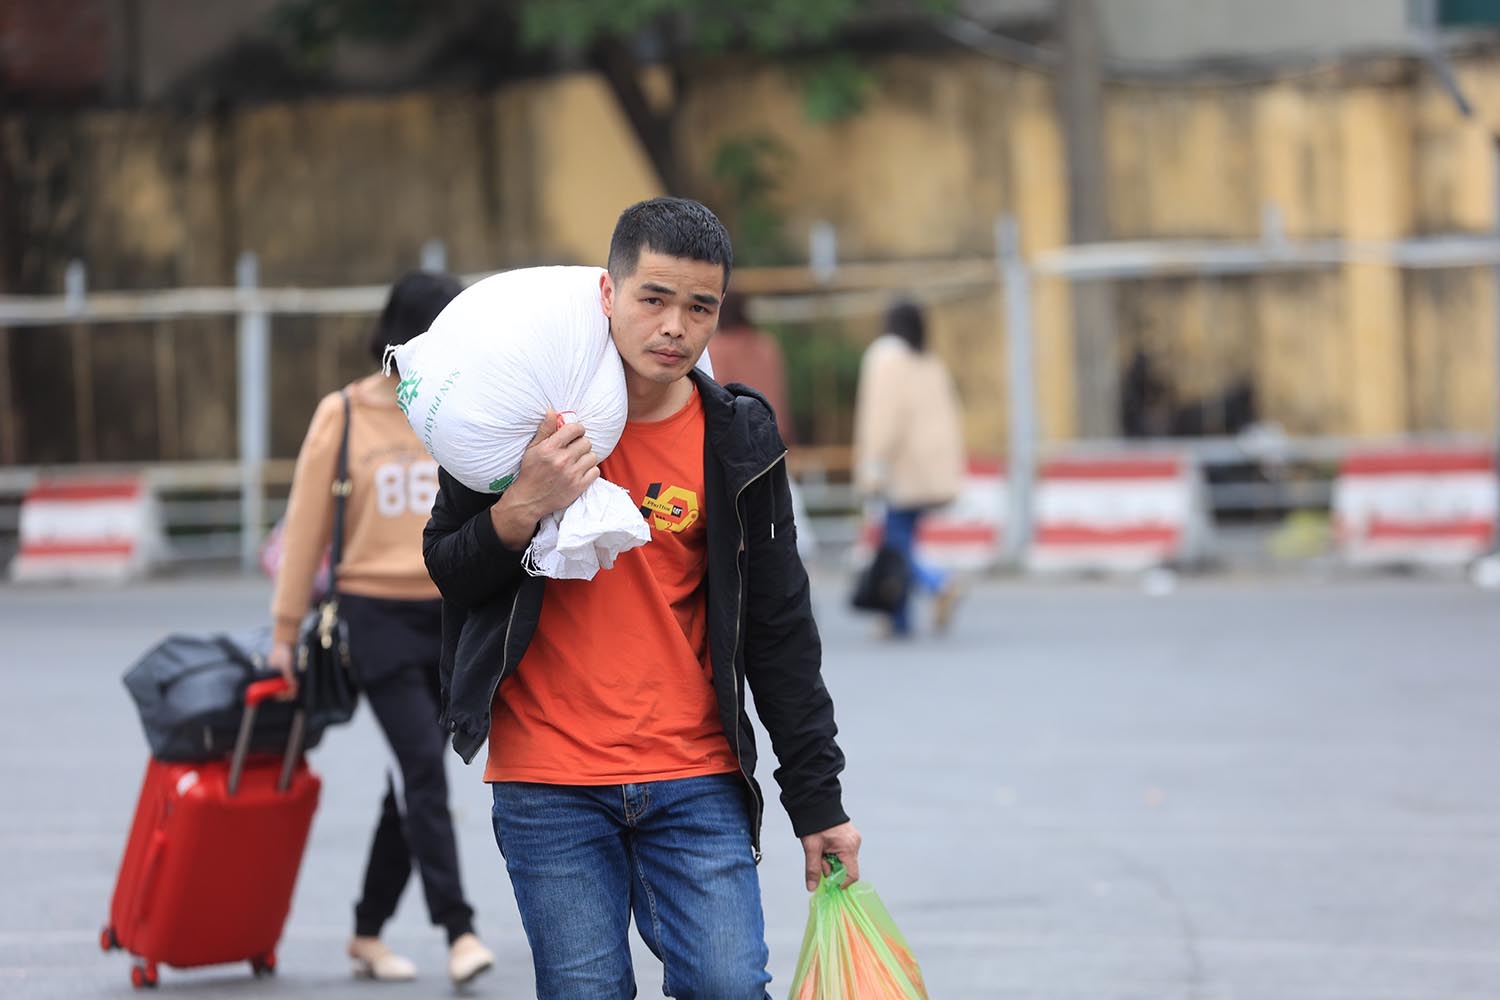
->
<box><xmin>228</xmin><ymin>678</ymin><xmax>307</xmax><ymax>796</ymax></box>
<box><xmin>246</xmin><ymin>677</ymin><xmax>289</xmax><ymax>707</ymax></box>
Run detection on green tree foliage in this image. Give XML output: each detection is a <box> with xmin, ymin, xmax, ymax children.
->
<box><xmin>271</xmin><ymin>0</ymin><xmax>436</xmax><ymax>67</ymax></box>
<box><xmin>513</xmin><ymin>0</ymin><xmax>866</xmax><ymax>55</ymax></box>
<box><xmin>709</xmin><ymin>135</ymin><xmax>794</xmax><ymax>265</ymax></box>
<box><xmin>273</xmin><ymin>0</ymin><xmax>951</xmax><ymax>194</ymax></box>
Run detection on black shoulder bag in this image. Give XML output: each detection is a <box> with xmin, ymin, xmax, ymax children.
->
<box><xmin>850</xmin><ymin>542</ymin><xmax>911</xmax><ymax>615</ymax></box>
<box><xmin>296</xmin><ymin>389</ymin><xmax>360</xmax><ymax>729</ymax></box>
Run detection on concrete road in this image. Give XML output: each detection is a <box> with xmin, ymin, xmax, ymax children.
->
<box><xmin>3</xmin><ymin>571</ymin><xmax>1500</xmax><ymax>999</ymax></box>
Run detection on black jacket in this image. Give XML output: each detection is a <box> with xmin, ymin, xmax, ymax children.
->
<box><xmin>422</xmin><ymin>371</ymin><xmax>847</xmax><ymax>853</ymax></box>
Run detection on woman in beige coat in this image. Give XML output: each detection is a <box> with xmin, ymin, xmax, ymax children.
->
<box><xmin>853</xmin><ymin>300</ymin><xmax>966</xmax><ymax>636</ymax></box>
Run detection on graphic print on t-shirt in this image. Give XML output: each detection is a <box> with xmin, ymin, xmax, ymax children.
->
<box><xmin>639</xmin><ymin>482</ymin><xmax>700</xmax><ymax>533</ymax></box>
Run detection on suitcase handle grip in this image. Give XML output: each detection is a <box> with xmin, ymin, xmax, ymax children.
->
<box><xmin>228</xmin><ymin>678</ymin><xmax>301</xmax><ymax>796</ymax></box>
<box><xmin>245</xmin><ymin>677</ymin><xmax>290</xmax><ymax>708</ymax></box>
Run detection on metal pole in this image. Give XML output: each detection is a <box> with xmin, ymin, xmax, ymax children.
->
<box><xmin>64</xmin><ymin>260</ymin><xmax>87</xmax><ymax>312</ymax></box>
<box><xmin>66</xmin><ymin>261</ymin><xmax>96</xmax><ymax>463</ymax></box>
<box><xmin>809</xmin><ymin>221</ymin><xmax>838</xmax><ymax>285</ymax></box>
<box><xmin>420</xmin><ymin>239</ymin><xmax>448</xmax><ymax>272</ymax></box>
<box><xmin>237</xmin><ymin>252</ymin><xmax>269</xmax><ymax>572</ymax></box>
<box><xmin>1491</xmin><ymin>135</ymin><xmax>1500</xmax><ymax>553</ymax></box>
<box><xmin>0</xmin><ymin>323</ymin><xmax>14</xmax><ymax>466</ymax></box>
<box><xmin>998</xmin><ymin>216</ymin><xmax>1037</xmax><ymax>566</ymax></box>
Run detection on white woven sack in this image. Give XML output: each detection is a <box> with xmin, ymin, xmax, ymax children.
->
<box><xmin>388</xmin><ymin>266</ymin><xmax>649</xmax><ymax>580</ymax></box>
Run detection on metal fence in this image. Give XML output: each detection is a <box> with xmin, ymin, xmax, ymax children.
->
<box><xmin>4</xmin><ymin>213</ymin><xmax>1500</xmax><ymax>570</ymax></box>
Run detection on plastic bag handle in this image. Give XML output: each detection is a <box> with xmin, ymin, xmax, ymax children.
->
<box><xmin>818</xmin><ymin>854</ymin><xmax>848</xmax><ymax>890</ymax></box>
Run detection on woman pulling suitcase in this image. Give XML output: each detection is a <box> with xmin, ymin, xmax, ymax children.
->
<box><xmin>268</xmin><ymin>271</ymin><xmax>494</xmax><ymax>985</ymax></box>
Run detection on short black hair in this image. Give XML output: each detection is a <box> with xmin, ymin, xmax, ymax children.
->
<box><xmin>885</xmin><ymin>299</ymin><xmax>926</xmax><ymax>352</ymax></box>
<box><xmin>607</xmin><ymin>197</ymin><xmax>733</xmax><ymax>291</ymax></box>
<box><xmin>369</xmin><ymin>270</ymin><xmax>463</xmax><ymax>365</ymax></box>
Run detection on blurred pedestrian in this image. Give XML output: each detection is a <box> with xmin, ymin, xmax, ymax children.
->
<box><xmin>708</xmin><ymin>291</ymin><xmax>820</xmax><ymax>559</ymax></box>
<box><xmin>708</xmin><ymin>291</ymin><xmax>795</xmax><ymax>441</ymax></box>
<box><xmin>852</xmin><ymin>299</ymin><xmax>966</xmax><ymax>637</ymax></box>
<box><xmin>268</xmin><ymin>272</ymin><xmax>495</xmax><ymax>986</ymax></box>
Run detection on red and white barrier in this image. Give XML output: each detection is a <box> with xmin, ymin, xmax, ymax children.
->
<box><xmin>854</xmin><ymin>460</ymin><xmax>1008</xmax><ymax>571</ymax></box>
<box><xmin>9</xmin><ymin>476</ymin><xmax>162</xmax><ymax>582</ymax></box>
<box><xmin>1026</xmin><ymin>454</ymin><xmax>1211</xmax><ymax>573</ymax></box>
<box><xmin>1333</xmin><ymin>450</ymin><xmax>1497</xmax><ymax>566</ymax></box>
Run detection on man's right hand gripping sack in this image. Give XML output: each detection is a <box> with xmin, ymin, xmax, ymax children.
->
<box><xmin>387</xmin><ymin>266</ymin><xmax>650</xmax><ymax>580</ymax></box>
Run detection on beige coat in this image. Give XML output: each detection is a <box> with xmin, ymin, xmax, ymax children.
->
<box><xmin>853</xmin><ymin>335</ymin><xmax>966</xmax><ymax>509</ymax></box>
<box><xmin>269</xmin><ymin>373</ymin><xmax>440</xmax><ymax>645</ymax></box>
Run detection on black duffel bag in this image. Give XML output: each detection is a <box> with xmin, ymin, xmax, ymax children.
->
<box><xmin>850</xmin><ymin>542</ymin><xmax>911</xmax><ymax>614</ymax></box>
<box><xmin>123</xmin><ymin>629</ymin><xmax>327</xmax><ymax>762</ymax></box>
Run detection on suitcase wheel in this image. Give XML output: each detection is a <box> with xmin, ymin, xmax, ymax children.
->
<box><xmin>130</xmin><ymin>962</ymin><xmax>158</xmax><ymax>989</ymax></box>
<box><xmin>251</xmin><ymin>952</ymin><xmax>276</xmax><ymax>977</ymax></box>
<box><xmin>99</xmin><ymin>925</ymin><xmax>118</xmax><ymax>952</ymax></box>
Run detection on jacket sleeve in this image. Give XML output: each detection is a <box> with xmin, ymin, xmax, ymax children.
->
<box><xmin>422</xmin><ymin>466</ymin><xmax>528</xmax><ymax>610</ymax></box>
<box><xmin>742</xmin><ymin>457</ymin><xmax>849</xmax><ymax>838</ymax></box>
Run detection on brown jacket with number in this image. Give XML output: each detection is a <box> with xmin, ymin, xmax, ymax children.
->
<box><xmin>269</xmin><ymin>373</ymin><xmax>440</xmax><ymax>645</ymax></box>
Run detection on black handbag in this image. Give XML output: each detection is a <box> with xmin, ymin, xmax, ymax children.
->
<box><xmin>296</xmin><ymin>389</ymin><xmax>360</xmax><ymax>729</ymax></box>
<box><xmin>850</xmin><ymin>542</ymin><xmax>911</xmax><ymax>614</ymax></box>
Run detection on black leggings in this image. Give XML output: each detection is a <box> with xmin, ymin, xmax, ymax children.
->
<box><xmin>342</xmin><ymin>594</ymin><xmax>474</xmax><ymax>945</ymax></box>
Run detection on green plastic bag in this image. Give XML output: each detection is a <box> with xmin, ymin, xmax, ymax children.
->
<box><xmin>788</xmin><ymin>859</ymin><xmax>928</xmax><ymax>1000</ymax></box>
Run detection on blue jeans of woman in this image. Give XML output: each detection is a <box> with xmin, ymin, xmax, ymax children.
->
<box><xmin>883</xmin><ymin>507</ymin><xmax>949</xmax><ymax>636</ymax></box>
<box><xmin>490</xmin><ymin>773</ymin><xmax>772</xmax><ymax>1000</ymax></box>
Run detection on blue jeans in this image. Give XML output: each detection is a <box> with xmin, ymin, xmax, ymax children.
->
<box><xmin>883</xmin><ymin>507</ymin><xmax>949</xmax><ymax>635</ymax></box>
<box><xmin>490</xmin><ymin>774</ymin><xmax>772</xmax><ymax>1000</ymax></box>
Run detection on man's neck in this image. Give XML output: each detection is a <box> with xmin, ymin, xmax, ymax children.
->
<box><xmin>625</xmin><ymin>371</ymin><xmax>695</xmax><ymax>422</ymax></box>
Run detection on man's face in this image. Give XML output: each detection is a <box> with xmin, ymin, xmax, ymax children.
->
<box><xmin>601</xmin><ymin>249</ymin><xmax>724</xmax><ymax>387</ymax></box>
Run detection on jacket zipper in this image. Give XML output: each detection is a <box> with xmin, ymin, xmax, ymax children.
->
<box><xmin>731</xmin><ymin>449</ymin><xmax>787</xmax><ymax>864</ymax></box>
<box><xmin>465</xmin><ymin>449</ymin><xmax>788</xmax><ymax>839</ymax></box>
<box><xmin>459</xmin><ymin>586</ymin><xmax>524</xmax><ymax>765</ymax></box>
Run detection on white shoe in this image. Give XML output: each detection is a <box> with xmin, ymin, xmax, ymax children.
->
<box><xmin>448</xmin><ymin>932</ymin><xmax>495</xmax><ymax>986</ymax></box>
<box><xmin>348</xmin><ymin>936</ymin><xmax>417</xmax><ymax>982</ymax></box>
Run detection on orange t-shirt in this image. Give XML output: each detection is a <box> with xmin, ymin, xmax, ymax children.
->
<box><xmin>484</xmin><ymin>387</ymin><xmax>739</xmax><ymax>784</ymax></box>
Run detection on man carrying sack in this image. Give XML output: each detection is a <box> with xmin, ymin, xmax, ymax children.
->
<box><xmin>424</xmin><ymin>197</ymin><xmax>860</xmax><ymax>999</ymax></box>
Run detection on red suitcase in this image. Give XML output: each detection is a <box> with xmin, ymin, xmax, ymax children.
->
<box><xmin>102</xmin><ymin>678</ymin><xmax>321</xmax><ymax>989</ymax></box>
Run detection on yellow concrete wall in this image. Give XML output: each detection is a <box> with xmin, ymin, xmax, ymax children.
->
<box><xmin>678</xmin><ymin>53</ymin><xmax>1500</xmax><ymax>446</ymax></box>
<box><xmin>2</xmin><ymin>75</ymin><xmax>664</xmax><ymax>461</ymax></box>
<box><xmin>13</xmin><ymin>52</ymin><xmax>1500</xmax><ymax>464</ymax></box>
<box><xmin>526</xmin><ymin>74</ymin><xmax>662</xmax><ymax>264</ymax></box>
<box><xmin>1249</xmin><ymin>81</ymin><xmax>1351</xmax><ymax>436</ymax></box>
<box><xmin>1107</xmin><ymin>85</ymin><xmax>1261</xmax><ymax>238</ymax></box>
<box><xmin>680</xmin><ymin>57</ymin><xmax>1006</xmax><ymax>257</ymax></box>
<box><xmin>1340</xmin><ymin>83</ymin><xmax>1414</xmax><ymax>436</ymax></box>
<box><xmin>681</xmin><ymin>60</ymin><xmax>1076</xmax><ymax>446</ymax></box>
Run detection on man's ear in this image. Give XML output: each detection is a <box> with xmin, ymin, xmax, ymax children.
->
<box><xmin>600</xmin><ymin>270</ymin><xmax>615</xmax><ymax>318</ymax></box>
